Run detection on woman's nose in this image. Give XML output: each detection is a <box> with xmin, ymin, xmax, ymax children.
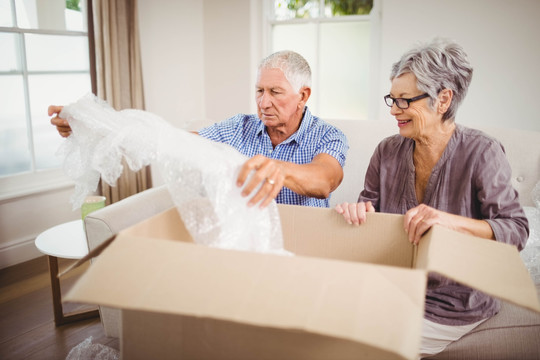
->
<box><xmin>390</xmin><ymin>103</ymin><xmax>402</xmax><ymax>115</ymax></box>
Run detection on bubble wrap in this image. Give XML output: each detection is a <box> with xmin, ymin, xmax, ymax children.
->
<box><xmin>66</xmin><ymin>336</ymin><xmax>119</xmax><ymax>360</ymax></box>
<box><xmin>58</xmin><ymin>94</ymin><xmax>286</xmax><ymax>254</ymax></box>
<box><xmin>521</xmin><ymin>181</ymin><xmax>540</xmax><ymax>285</ymax></box>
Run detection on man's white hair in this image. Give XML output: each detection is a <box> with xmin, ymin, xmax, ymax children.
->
<box><xmin>258</xmin><ymin>50</ymin><xmax>312</xmax><ymax>92</ymax></box>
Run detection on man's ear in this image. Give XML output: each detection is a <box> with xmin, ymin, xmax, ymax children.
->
<box><xmin>438</xmin><ymin>88</ymin><xmax>453</xmax><ymax>114</ymax></box>
<box><xmin>299</xmin><ymin>87</ymin><xmax>311</xmax><ymax>107</ymax></box>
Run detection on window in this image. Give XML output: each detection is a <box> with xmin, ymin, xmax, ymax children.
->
<box><xmin>0</xmin><ymin>0</ymin><xmax>92</xmax><ymax>197</ymax></box>
<box><xmin>266</xmin><ymin>0</ymin><xmax>378</xmax><ymax>121</ymax></box>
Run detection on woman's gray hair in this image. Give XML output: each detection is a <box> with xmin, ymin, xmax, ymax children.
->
<box><xmin>390</xmin><ymin>38</ymin><xmax>473</xmax><ymax>121</ymax></box>
<box><xmin>259</xmin><ymin>50</ymin><xmax>312</xmax><ymax>93</ymax></box>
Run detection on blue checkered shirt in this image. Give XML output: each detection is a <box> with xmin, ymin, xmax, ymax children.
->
<box><xmin>198</xmin><ymin>107</ymin><xmax>348</xmax><ymax>207</ymax></box>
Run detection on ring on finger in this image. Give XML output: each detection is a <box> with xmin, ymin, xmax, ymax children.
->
<box><xmin>266</xmin><ymin>178</ymin><xmax>275</xmax><ymax>185</ymax></box>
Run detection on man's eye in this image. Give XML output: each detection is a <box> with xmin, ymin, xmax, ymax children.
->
<box><xmin>271</xmin><ymin>90</ymin><xmax>280</xmax><ymax>95</ymax></box>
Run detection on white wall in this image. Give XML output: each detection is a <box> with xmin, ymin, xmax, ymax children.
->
<box><xmin>138</xmin><ymin>0</ymin><xmax>256</xmax><ymax>131</ymax></box>
<box><xmin>0</xmin><ymin>187</ymin><xmax>79</xmax><ymax>268</ymax></box>
<box><xmin>377</xmin><ymin>0</ymin><xmax>540</xmax><ymax>131</ymax></box>
<box><xmin>138</xmin><ymin>0</ymin><xmax>205</xmax><ymax>130</ymax></box>
<box><xmin>203</xmin><ymin>0</ymin><xmax>253</xmax><ymax>121</ymax></box>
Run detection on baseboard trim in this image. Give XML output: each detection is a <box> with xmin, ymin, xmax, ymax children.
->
<box><xmin>0</xmin><ymin>236</ymin><xmax>42</xmax><ymax>270</ymax></box>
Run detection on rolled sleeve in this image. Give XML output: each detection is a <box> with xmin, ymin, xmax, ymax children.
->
<box><xmin>316</xmin><ymin>128</ymin><xmax>349</xmax><ymax>168</ymax></box>
<box><xmin>198</xmin><ymin>115</ymin><xmax>242</xmax><ymax>143</ymax></box>
<box><xmin>475</xmin><ymin>141</ymin><xmax>529</xmax><ymax>250</ymax></box>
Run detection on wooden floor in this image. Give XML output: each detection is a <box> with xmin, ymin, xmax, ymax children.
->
<box><xmin>0</xmin><ymin>256</ymin><xmax>119</xmax><ymax>360</ymax></box>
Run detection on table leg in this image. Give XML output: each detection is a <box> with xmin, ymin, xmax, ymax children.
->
<box><xmin>47</xmin><ymin>255</ymin><xmax>99</xmax><ymax>326</ymax></box>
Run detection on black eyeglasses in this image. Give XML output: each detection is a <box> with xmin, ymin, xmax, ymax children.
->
<box><xmin>384</xmin><ymin>93</ymin><xmax>430</xmax><ymax>109</ymax></box>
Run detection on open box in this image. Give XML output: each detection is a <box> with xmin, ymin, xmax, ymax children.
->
<box><xmin>65</xmin><ymin>204</ymin><xmax>540</xmax><ymax>360</ymax></box>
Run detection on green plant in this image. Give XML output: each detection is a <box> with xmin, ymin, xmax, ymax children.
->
<box><xmin>328</xmin><ymin>0</ymin><xmax>373</xmax><ymax>16</ymax></box>
<box><xmin>66</xmin><ymin>0</ymin><xmax>81</xmax><ymax>11</ymax></box>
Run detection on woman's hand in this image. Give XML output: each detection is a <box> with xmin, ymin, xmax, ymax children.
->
<box><xmin>334</xmin><ymin>201</ymin><xmax>375</xmax><ymax>225</ymax></box>
<box><xmin>404</xmin><ymin>204</ymin><xmax>495</xmax><ymax>245</ymax></box>
<box><xmin>48</xmin><ymin>105</ymin><xmax>71</xmax><ymax>137</ymax></box>
<box><xmin>403</xmin><ymin>204</ymin><xmax>456</xmax><ymax>245</ymax></box>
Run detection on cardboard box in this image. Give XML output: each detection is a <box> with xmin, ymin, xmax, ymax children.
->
<box><xmin>65</xmin><ymin>204</ymin><xmax>540</xmax><ymax>360</ymax></box>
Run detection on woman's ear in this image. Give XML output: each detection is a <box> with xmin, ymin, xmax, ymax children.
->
<box><xmin>438</xmin><ymin>88</ymin><xmax>453</xmax><ymax>114</ymax></box>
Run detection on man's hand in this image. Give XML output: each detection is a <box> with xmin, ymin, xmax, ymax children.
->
<box><xmin>236</xmin><ymin>152</ymin><xmax>343</xmax><ymax>209</ymax></box>
<box><xmin>334</xmin><ymin>201</ymin><xmax>375</xmax><ymax>225</ymax></box>
<box><xmin>236</xmin><ymin>155</ymin><xmax>284</xmax><ymax>208</ymax></box>
<box><xmin>48</xmin><ymin>105</ymin><xmax>71</xmax><ymax>137</ymax></box>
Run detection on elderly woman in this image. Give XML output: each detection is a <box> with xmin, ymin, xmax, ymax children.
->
<box><xmin>335</xmin><ymin>38</ymin><xmax>529</xmax><ymax>357</ymax></box>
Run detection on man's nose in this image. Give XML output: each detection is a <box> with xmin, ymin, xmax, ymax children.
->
<box><xmin>258</xmin><ymin>92</ymin><xmax>271</xmax><ymax>108</ymax></box>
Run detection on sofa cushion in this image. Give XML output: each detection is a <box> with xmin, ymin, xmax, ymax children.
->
<box><xmin>427</xmin><ymin>287</ymin><xmax>540</xmax><ymax>360</ymax></box>
<box><xmin>84</xmin><ymin>185</ymin><xmax>174</xmax><ymax>251</ymax></box>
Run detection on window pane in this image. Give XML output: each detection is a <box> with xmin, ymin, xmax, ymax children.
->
<box><xmin>14</xmin><ymin>0</ymin><xmax>86</xmax><ymax>31</ymax></box>
<box><xmin>0</xmin><ymin>32</ymin><xmax>20</xmax><ymax>72</ymax></box>
<box><xmin>319</xmin><ymin>21</ymin><xmax>370</xmax><ymax>120</ymax></box>
<box><xmin>0</xmin><ymin>0</ymin><xmax>14</xmax><ymax>27</ymax></box>
<box><xmin>25</xmin><ymin>34</ymin><xmax>89</xmax><ymax>72</ymax></box>
<box><xmin>28</xmin><ymin>73</ymin><xmax>91</xmax><ymax>170</ymax></box>
<box><xmin>324</xmin><ymin>0</ymin><xmax>373</xmax><ymax>17</ymax></box>
<box><xmin>272</xmin><ymin>23</ymin><xmax>319</xmax><ymax>113</ymax></box>
<box><xmin>0</xmin><ymin>75</ymin><xmax>31</xmax><ymax>176</ymax></box>
<box><xmin>274</xmin><ymin>0</ymin><xmax>320</xmax><ymax>20</ymax></box>
<box><xmin>65</xmin><ymin>0</ymin><xmax>86</xmax><ymax>31</ymax></box>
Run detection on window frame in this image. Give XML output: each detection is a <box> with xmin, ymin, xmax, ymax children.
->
<box><xmin>0</xmin><ymin>0</ymin><xmax>94</xmax><ymax>201</ymax></box>
<box><xmin>262</xmin><ymin>0</ymin><xmax>381</xmax><ymax>121</ymax></box>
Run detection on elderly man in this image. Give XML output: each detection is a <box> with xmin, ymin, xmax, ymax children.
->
<box><xmin>49</xmin><ymin>50</ymin><xmax>348</xmax><ymax>208</ymax></box>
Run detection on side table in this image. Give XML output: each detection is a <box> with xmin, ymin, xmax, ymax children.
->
<box><xmin>35</xmin><ymin>219</ymin><xmax>99</xmax><ymax>326</ymax></box>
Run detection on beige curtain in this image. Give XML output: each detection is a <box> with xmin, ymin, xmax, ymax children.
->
<box><xmin>91</xmin><ymin>0</ymin><xmax>151</xmax><ymax>204</ymax></box>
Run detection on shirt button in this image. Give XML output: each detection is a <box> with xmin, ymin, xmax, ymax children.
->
<box><xmin>516</xmin><ymin>176</ymin><xmax>524</xmax><ymax>182</ymax></box>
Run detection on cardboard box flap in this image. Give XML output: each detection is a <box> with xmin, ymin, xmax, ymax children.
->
<box><xmin>416</xmin><ymin>225</ymin><xmax>540</xmax><ymax>313</ymax></box>
<box><xmin>59</xmin><ymin>208</ymin><xmax>189</xmax><ymax>279</ymax></box>
<box><xmin>278</xmin><ymin>205</ymin><xmax>415</xmax><ymax>268</ymax></box>
<box><xmin>65</xmin><ymin>234</ymin><xmax>426</xmax><ymax>360</ymax></box>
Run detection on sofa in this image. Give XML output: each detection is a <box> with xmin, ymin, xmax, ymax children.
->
<box><xmin>83</xmin><ymin>119</ymin><xmax>540</xmax><ymax>359</ymax></box>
